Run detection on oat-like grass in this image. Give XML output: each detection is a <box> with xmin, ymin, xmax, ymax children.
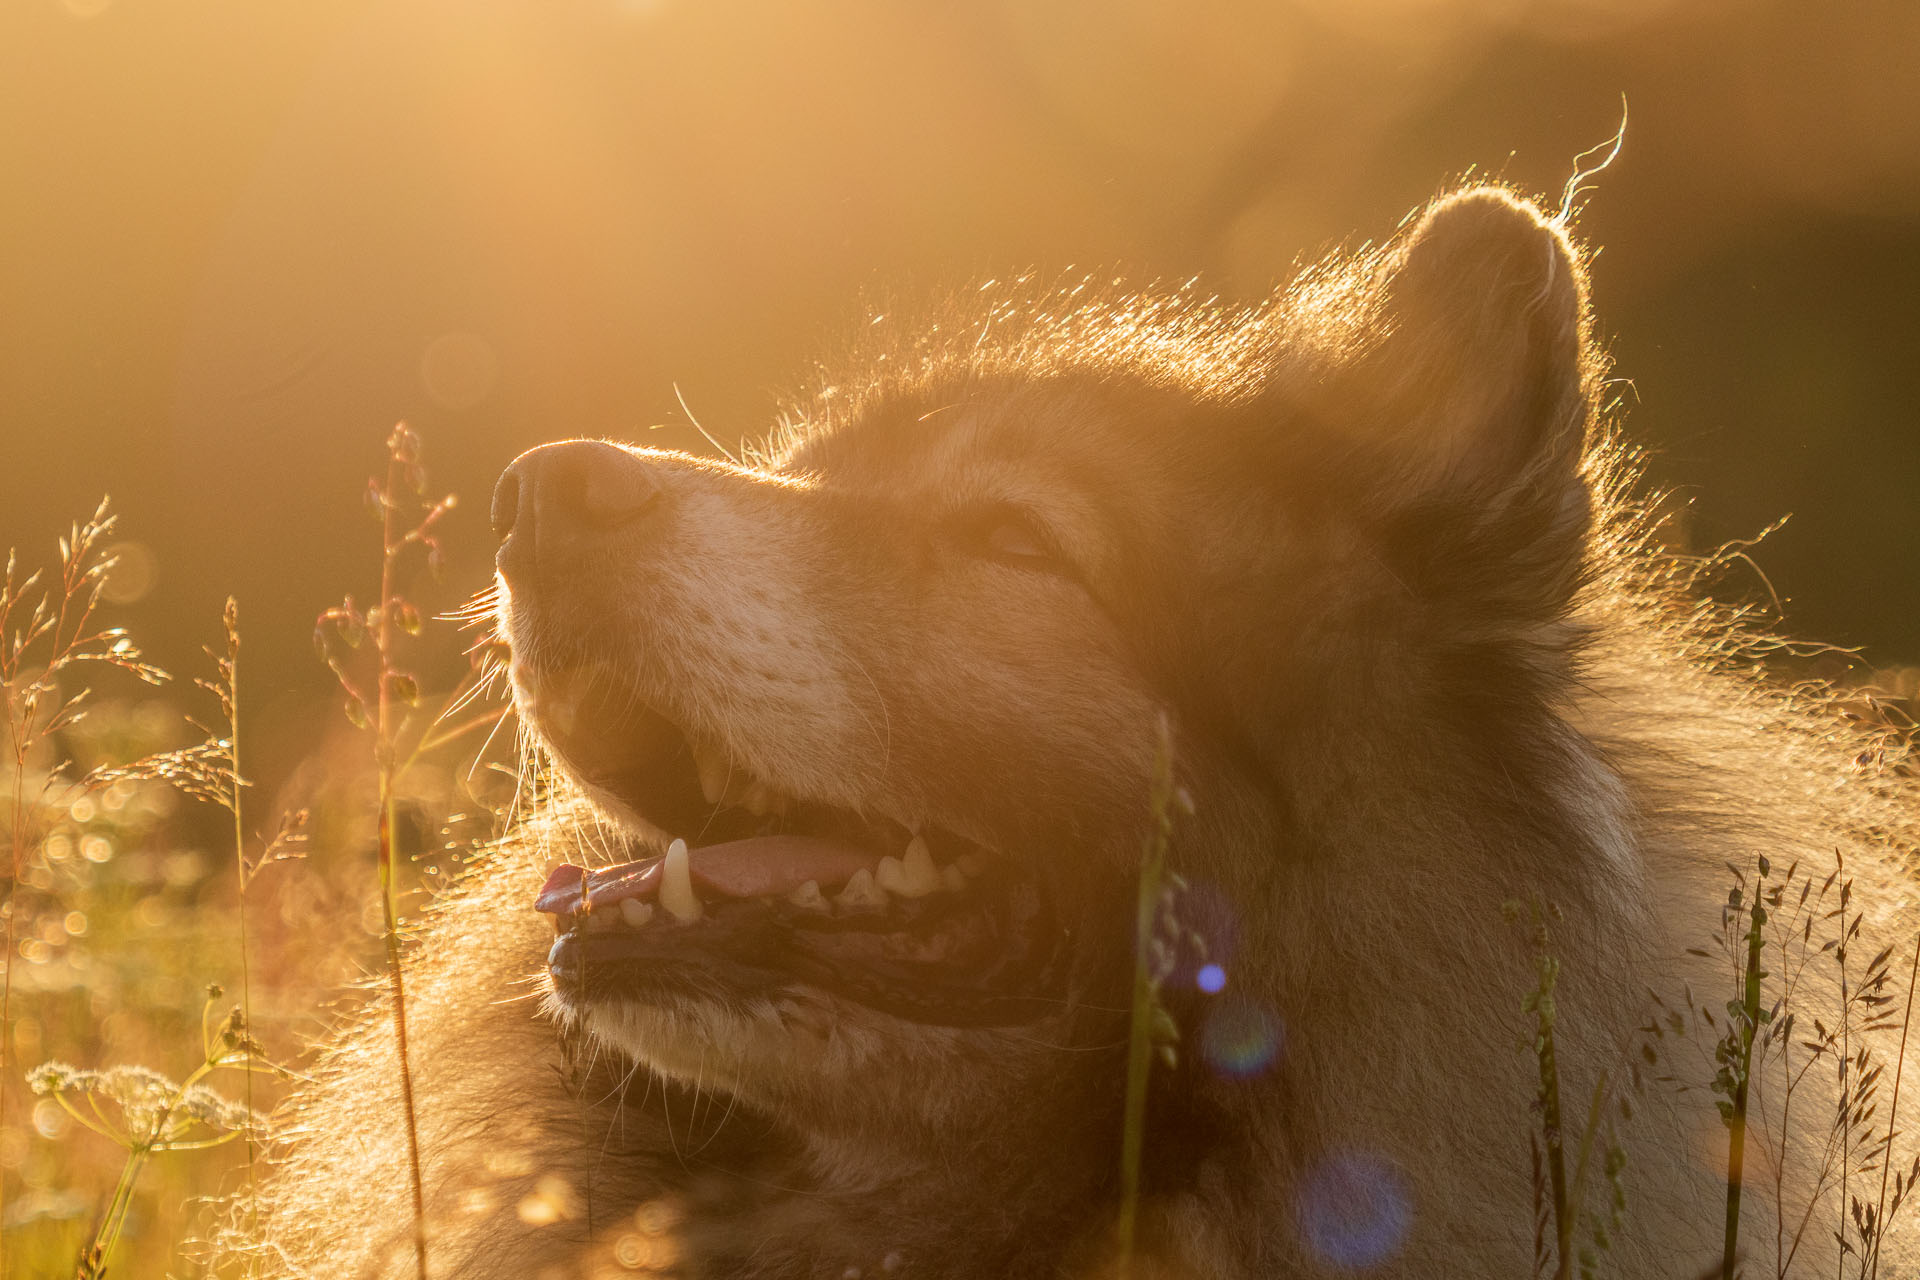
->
<box><xmin>313</xmin><ymin>423</ymin><xmax>508</xmax><ymax>1280</ymax></box>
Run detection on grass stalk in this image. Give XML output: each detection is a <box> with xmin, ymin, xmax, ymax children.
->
<box><xmin>1838</xmin><ymin>851</ymin><xmax>1851</xmax><ymax>1280</ymax></box>
<box><xmin>374</xmin><ymin>438</ymin><xmax>431</xmax><ymax>1280</ymax></box>
<box><xmin>1522</xmin><ymin>909</ymin><xmax>1573</xmax><ymax>1280</ymax></box>
<box><xmin>1867</xmin><ymin>931</ymin><xmax>1920</xmax><ymax>1280</ymax></box>
<box><xmin>210</xmin><ymin>599</ymin><xmax>260</xmax><ymax>1267</ymax></box>
<box><xmin>312</xmin><ymin>426</ymin><xmax>465</xmax><ymax>1280</ymax></box>
<box><xmin>3</xmin><ymin>686</ymin><xmax>23</xmax><ymax>1279</ymax></box>
<box><xmin>1722</xmin><ymin>880</ymin><xmax>1768</xmax><ymax>1279</ymax></box>
<box><xmin>1</xmin><ymin>506</ymin><xmax>168</xmax><ymax>1274</ymax></box>
<box><xmin>1115</xmin><ymin>717</ymin><xmax>1178</xmax><ymax>1277</ymax></box>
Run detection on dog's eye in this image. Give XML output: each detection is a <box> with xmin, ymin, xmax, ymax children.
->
<box><xmin>959</xmin><ymin>508</ymin><xmax>1074</xmax><ymax>576</ymax></box>
<box><xmin>983</xmin><ymin>519</ymin><xmax>1050</xmax><ymax>561</ymax></box>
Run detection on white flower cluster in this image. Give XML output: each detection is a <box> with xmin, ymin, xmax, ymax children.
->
<box><xmin>28</xmin><ymin>1059</ymin><xmax>259</xmax><ymax>1142</ymax></box>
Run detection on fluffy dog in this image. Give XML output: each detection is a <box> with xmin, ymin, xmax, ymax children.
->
<box><xmin>243</xmin><ymin>187</ymin><xmax>1918</xmax><ymax>1278</ymax></box>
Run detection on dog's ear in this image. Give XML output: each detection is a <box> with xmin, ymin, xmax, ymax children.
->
<box><xmin>1313</xmin><ymin>187</ymin><xmax>1595</xmax><ymax>623</ymax></box>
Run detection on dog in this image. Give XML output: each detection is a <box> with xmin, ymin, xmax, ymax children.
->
<box><xmin>241</xmin><ymin>186</ymin><xmax>1918</xmax><ymax>1278</ymax></box>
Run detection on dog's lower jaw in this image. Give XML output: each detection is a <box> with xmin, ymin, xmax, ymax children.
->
<box><xmin>548</xmin><ymin>988</ymin><xmax>1159</xmax><ymax>1278</ymax></box>
<box><xmin>671</xmin><ymin>1087</ymin><xmax>1141</xmax><ymax>1280</ymax></box>
<box><xmin>556</xmin><ymin>985</ymin><xmax>1093</xmax><ymax>1149</ymax></box>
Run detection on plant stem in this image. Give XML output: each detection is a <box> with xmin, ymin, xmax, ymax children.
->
<box><xmin>223</xmin><ymin>601</ymin><xmax>260</xmax><ymax>1271</ymax></box>
<box><xmin>1723</xmin><ymin>895</ymin><xmax>1767</xmax><ymax>1280</ymax></box>
<box><xmin>1867</xmin><ymin>930</ymin><xmax>1920</xmax><ymax>1280</ymax></box>
<box><xmin>1838</xmin><ymin>853</ymin><xmax>1851</xmax><ymax>1280</ymax></box>
<box><xmin>74</xmin><ymin>1018</ymin><xmax>224</xmax><ymax>1277</ymax></box>
<box><xmin>377</xmin><ymin>448</ymin><xmax>430</xmax><ymax>1280</ymax></box>
<box><xmin>2</xmin><ymin>730</ymin><xmax>23</xmax><ymax>1277</ymax></box>
<box><xmin>1533</xmin><ymin>949</ymin><xmax>1571</xmax><ymax>1280</ymax></box>
<box><xmin>80</xmin><ymin>1142</ymin><xmax>150</xmax><ymax>1280</ymax></box>
<box><xmin>1115</xmin><ymin>721</ymin><xmax>1175</xmax><ymax>1277</ymax></box>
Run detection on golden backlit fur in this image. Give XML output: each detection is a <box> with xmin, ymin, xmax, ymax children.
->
<box><xmin>234</xmin><ymin>188</ymin><xmax>1918</xmax><ymax>1278</ymax></box>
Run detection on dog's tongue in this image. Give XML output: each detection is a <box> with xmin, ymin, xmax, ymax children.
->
<box><xmin>535</xmin><ymin>836</ymin><xmax>877</xmax><ymax>916</ymax></box>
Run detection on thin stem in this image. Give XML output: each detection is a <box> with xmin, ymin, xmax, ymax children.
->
<box><xmin>1839</xmin><ymin>855</ymin><xmax>1852</xmax><ymax>1280</ymax></box>
<box><xmin>2</xmin><ymin>726</ymin><xmax>23</xmax><ymax>1277</ymax></box>
<box><xmin>1565</xmin><ymin>1069</ymin><xmax>1610</xmax><ymax>1239</ymax></box>
<box><xmin>1537</xmin><ymin>963</ymin><xmax>1571</xmax><ymax>1280</ymax></box>
<box><xmin>80</xmin><ymin>1145</ymin><xmax>151</xmax><ymax>1280</ymax></box>
<box><xmin>52</xmin><ymin>1092</ymin><xmax>122</xmax><ymax>1144</ymax></box>
<box><xmin>377</xmin><ymin>445</ymin><xmax>430</xmax><ymax>1280</ymax></box>
<box><xmin>1115</xmin><ymin>720</ymin><xmax>1175</xmax><ymax>1278</ymax></box>
<box><xmin>76</xmin><ymin>1038</ymin><xmax>216</xmax><ymax>1277</ymax></box>
<box><xmin>1867</xmin><ymin>931</ymin><xmax>1920</xmax><ymax>1280</ymax></box>
<box><xmin>224</xmin><ymin>601</ymin><xmax>260</xmax><ymax>1273</ymax></box>
<box><xmin>1778</xmin><ymin>1002</ymin><xmax>1791</xmax><ymax>1279</ymax></box>
<box><xmin>1723</xmin><ymin>896</ymin><xmax>1767</xmax><ymax>1280</ymax></box>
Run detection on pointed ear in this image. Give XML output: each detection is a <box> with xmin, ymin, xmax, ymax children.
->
<box><xmin>1319</xmin><ymin>187</ymin><xmax>1596</xmax><ymax>622</ymax></box>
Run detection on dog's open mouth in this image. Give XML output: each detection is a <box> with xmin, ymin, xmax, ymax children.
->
<box><xmin>527</xmin><ymin>688</ymin><xmax>1068</xmax><ymax>1027</ymax></box>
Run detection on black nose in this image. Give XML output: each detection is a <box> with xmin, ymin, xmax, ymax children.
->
<box><xmin>492</xmin><ymin>440</ymin><xmax>661</xmax><ymax>579</ymax></box>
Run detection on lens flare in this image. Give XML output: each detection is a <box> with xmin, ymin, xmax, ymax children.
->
<box><xmin>1295</xmin><ymin>1151</ymin><xmax>1413</xmax><ymax>1270</ymax></box>
<box><xmin>1200</xmin><ymin>995</ymin><xmax>1282</xmax><ymax>1078</ymax></box>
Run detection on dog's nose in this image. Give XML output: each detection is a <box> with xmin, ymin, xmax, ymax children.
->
<box><xmin>493</xmin><ymin>440</ymin><xmax>661</xmax><ymax>579</ymax></box>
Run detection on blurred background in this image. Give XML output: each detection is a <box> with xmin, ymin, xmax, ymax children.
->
<box><xmin>4</xmin><ymin>0</ymin><xmax>1918</xmax><ymax>716</ymax></box>
<box><xmin>1</xmin><ymin>0</ymin><xmax>1916</xmax><ymax>1270</ymax></box>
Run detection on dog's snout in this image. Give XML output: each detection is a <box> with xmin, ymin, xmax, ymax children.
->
<box><xmin>489</xmin><ymin>468</ymin><xmax>521</xmax><ymax>541</ymax></box>
<box><xmin>493</xmin><ymin>440</ymin><xmax>661</xmax><ymax>578</ymax></box>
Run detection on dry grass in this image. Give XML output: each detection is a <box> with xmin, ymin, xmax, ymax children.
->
<box><xmin>1</xmin><ymin>434</ymin><xmax>511</xmax><ymax>1278</ymax></box>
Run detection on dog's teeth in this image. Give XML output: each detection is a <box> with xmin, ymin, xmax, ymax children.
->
<box><xmin>787</xmin><ymin>880</ymin><xmax>829</xmax><ymax>912</ymax></box>
<box><xmin>834</xmin><ymin>867</ymin><xmax>887</xmax><ymax>912</ymax></box>
<box><xmin>897</xmin><ymin>835</ymin><xmax>941</xmax><ymax>898</ymax></box>
<box><xmin>940</xmin><ymin>864</ymin><xmax>967</xmax><ymax>894</ymax></box>
<box><xmin>660</xmin><ymin>839</ymin><xmax>703</xmax><ymax>922</ymax></box>
<box><xmin>874</xmin><ymin>854</ymin><xmax>908</xmax><ymax>896</ymax></box>
<box><xmin>695</xmin><ymin>747</ymin><xmax>728</xmax><ymax>806</ymax></box>
<box><xmin>619</xmin><ymin>898</ymin><xmax>654</xmax><ymax>928</ymax></box>
<box><xmin>876</xmin><ymin>837</ymin><xmax>940</xmax><ymax>898</ymax></box>
<box><xmin>587</xmin><ymin>908</ymin><xmax>621</xmax><ymax>933</ymax></box>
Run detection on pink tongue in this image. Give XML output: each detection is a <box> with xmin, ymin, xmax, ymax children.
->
<box><xmin>534</xmin><ymin>836</ymin><xmax>878</xmax><ymax>916</ymax></box>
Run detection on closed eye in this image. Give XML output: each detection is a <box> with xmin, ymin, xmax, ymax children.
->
<box><xmin>984</xmin><ymin>518</ymin><xmax>1049</xmax><ymax>560</ymax></box>
<box><xmin>955</xmin><ymin>506</ymin><xmax>1077</xmax><ymax>577</ymax></box>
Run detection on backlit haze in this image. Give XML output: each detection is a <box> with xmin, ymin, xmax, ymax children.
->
<box><xmin>3</xmin><ymin>0</ymin><xmax>1916</xmax><ymax>787</ymax></box>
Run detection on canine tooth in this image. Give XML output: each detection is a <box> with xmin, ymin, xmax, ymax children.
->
<box><xmin>901</xmin><ymin>836</ymin><xmax>939</xmax><ymax>896</ymax></box>
<box><xmin>834</xmin><ymin>867</ymin><xmax>886</xmax><ymax>911</ymax></box>
<box><xmin>940</xmin><ymin>865</ymin><xmax>967</xmax><ymax>894</ymax></box>
<box><xmin>619</xmin><ymin>898</ymin><xmax>654</xmax><ymax>928</ymax></box>
<box><xmin>587</xmin><ymin>908</ymin><xmax>622</xmax><ymax>933</ymax></box>
<box><xmin>660</xmin><ymin>839</ymin><xmax>703</xmax><ymax>922</ymax></box>
<box><xmin>787</xmin><ymin>880</ymin><xmax>829</xmax><ymax>912</ymax></box>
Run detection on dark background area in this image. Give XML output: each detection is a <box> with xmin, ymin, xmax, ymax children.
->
<box><xmin>3</xmin><ymin>0</ymin><xmax>1917</xmax><ymax>788</ymax></box>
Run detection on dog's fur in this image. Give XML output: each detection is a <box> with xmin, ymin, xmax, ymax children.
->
<box><xmin>238</xmin><ymin>188</ymin><xmax>1918</xmax><ymax>1278</ymax></box>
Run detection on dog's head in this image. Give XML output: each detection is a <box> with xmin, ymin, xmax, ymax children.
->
<box><xmin>494</xmin><ymin>187</ymin><xmax>1596</xmax><ymax>1137</ymax></box>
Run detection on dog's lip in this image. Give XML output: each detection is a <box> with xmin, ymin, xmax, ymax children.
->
<box><xmin>514</xmin><ymin>661</ymin><xmax>984</xmax><ymax>906</ymax></box>
<box><xmin>535</xmin><ymin>836</ymin><xmax>883</xmax><ymax>916</ymax></box>
<box><xmin>542</xmin><ymin>864</ymin><xmax>1069</xmax><ymax>1028</ymax></box>
<box><xmin>514</xmin><ymin>661</ymin><xmax>1070</xmax><ymax>1023</ymax></box>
